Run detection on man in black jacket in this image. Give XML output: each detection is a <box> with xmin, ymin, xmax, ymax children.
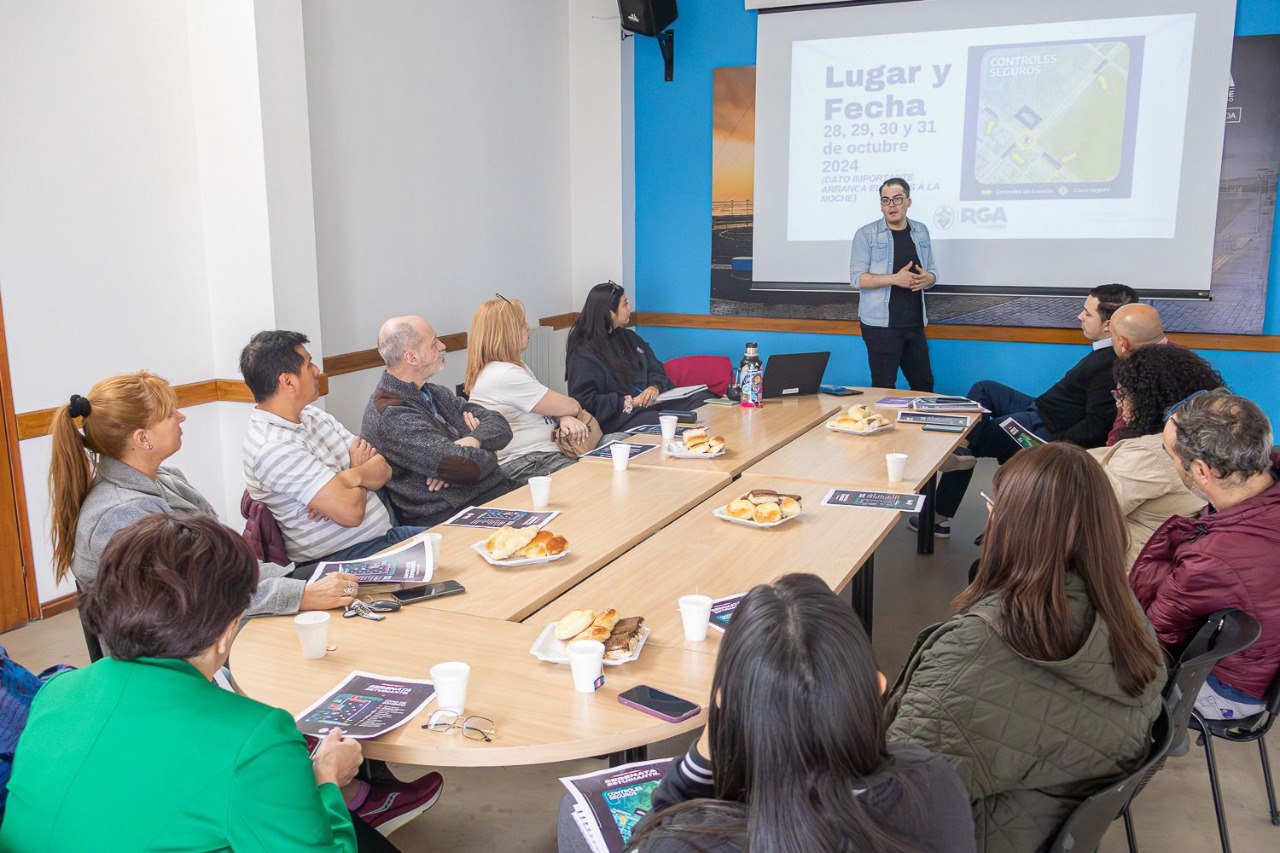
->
<box><xmin>912</xmin><ymin>283</ymin><xmax>1138</xmax><ymax>538</ymax></box>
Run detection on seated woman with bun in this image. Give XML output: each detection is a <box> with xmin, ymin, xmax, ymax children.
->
<box><xmin>566</xmin><ymin>282</ymin><xmax>701</xmax><ymax>433</ymax></box>
<box><xmin>558</xmin><ymin>573</ymin><xmax>974</xmax><ymax>852</ymax></box>
<box><xmin>887</xmin><ymin>443</ymin><xmax>1164</xmax><ymax>852</ymax></box>
<box><xmin>1092</xmin><ymin>344</ymin><xmax>1223</xmax><ymax>566</ymax></box>
<box><xmin>0</xmin><ymin>514</ymin><xmax>373</xmax><ymax>850</ymax></box>
<box><xmin>48</xmin><ymin>371</ymin><xmax>356</xmax><ymax>615</ymax></box>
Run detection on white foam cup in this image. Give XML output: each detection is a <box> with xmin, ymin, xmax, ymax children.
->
<box><xmin>529</xmin><ymin>476</ymin><xmax>553</xmax><ymax>508</ymax></box>
<box><xmin>430</xmin><ymin>661</ymin><xmax>471</xmax><ymax>714</ymax></box>
<box><xmin>659</xmin><ymin>415</ymin><xmax>679</xmax><ymax>445</ymax></box>
<box><xmin>293</xmin><ymin>612</ymin><xmax>330</xmax><ymax>659</ymax></box>
<box><xmin>567</xmin><ymin>640</ymin><xmax>606</xmax><ymax>693</ymax></box>
<box><xmin>678</xmin><ymin>594</ymin><xmax>714</xmax><ymax>642</ymax></box>
<box><xmin>610</xmin><ymin>443</ymin><xmax>630</xmax><ymax>471</ymax></box>
<box><xmin>885</xmin><ymin>452</ymin><xmax>909</xmax><ymax>484</ymax></box>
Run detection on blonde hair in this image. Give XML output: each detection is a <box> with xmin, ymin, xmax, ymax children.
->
<box><xmin>48</xmin><ymin>371</ymin><xmax>178</xmax><ymax>583</ymax></box>
<box><xmin>464</xmin><ymin>298</ymin><xmax>528</xmax><ymax>393</ymax></box>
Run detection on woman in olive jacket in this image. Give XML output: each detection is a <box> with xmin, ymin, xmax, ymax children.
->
<box><xmin>886</xmin><ymin>443</ymin><xmax>1165</xmax><ymax>853</ymax></box>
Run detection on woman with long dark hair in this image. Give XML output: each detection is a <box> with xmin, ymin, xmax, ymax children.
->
<box><xmin>557</xmin><ymin>573</ymin><xmax>974</xmax><ymax>852</ymax></box>
<box><xmin>888</xmin><ymin>443</ymin><xmax>1164</xmax><ymax>853</ymax></box>
<box><xmin>1093</xmin><ymin>344</ymin><xmax>1224</xmax><ymax>565</ymax></box>
<box><xmin>565</xmin><ymin>282</ymin><xmax>676</xmax><ymax>432</ymax></box>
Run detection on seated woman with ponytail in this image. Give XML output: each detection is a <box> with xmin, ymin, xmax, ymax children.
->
<box><xmin>558</xmin><ymin>573</ymin><xmax>974</xmax><ymax>853</ymax></box>
<box><xmin>49</xmin><ymin>372</ymin><xmax>356</xmax><ymax>615</ymax></box>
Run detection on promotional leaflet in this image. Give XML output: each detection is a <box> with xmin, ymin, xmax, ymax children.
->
<box><xmin>444</xmin><ymin>507</ymin><xmax>559</xmax><ymax>529</ymax></box>
<box><xmin>999</xmin><ymin>416</ymin><xmax>1048</xmax><ymax>449</ymax></box>
<box><xmin>581</xmin><ymin>441</ymin><xmax>656</xmax><ymax>461</ymax></box>
<box><xmin>561</xmin><ymin>759</ymin><xmax>671</xmax><ymax>852</ymax></box>
<box><xmin>625</xmin><ymin>424</ymin><xmax>696</xmax><ymax>437</ymax></box>
<box><xmin>295</xmin><ymin>671</ymin><xmax>436</xmax><ymax>740</ymax></box>
<box><xmin>897</xmin><ymin>412</ymin><xmax>971</xmax><ymax>428</ymax></box>
<box><xmin>822</xmin><ymin>488</ymin><xmax>926</xmax><ymax>513</ymax></box>
<box><xmin>874</xmin><ymin>396</ymin><xmax>916</xmax><ymax>408</ymax></box>
<box><xmin>709</xmin><ymin>593</ymin><xmax>746</xmax><ymax>632</ymax></box>
<box><xmin>308</xmin><ymin>538</ymin><xmax>432</xmax><ymax>585</ymax></box>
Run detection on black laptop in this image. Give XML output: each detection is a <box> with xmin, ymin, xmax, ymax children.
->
<box><xmin>761</xmin><ymin>352</ymin><xmax>831</xmax><ymax>399</ymax></box>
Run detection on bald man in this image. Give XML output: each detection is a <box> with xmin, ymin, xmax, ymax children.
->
<box><xmin>1106</xmin><ymin>304</ymin><xmax>1172</xmax><ymax>445</ymax></box>
<box><xmin>1111</xmin><ymin>303</ymin><xmax>1169</xmax><ymax>359</ymax></box>
<box><xmin>362</xmin><ymin>315</ymin><xmax>514</xmax><ymax>526</ymax></box>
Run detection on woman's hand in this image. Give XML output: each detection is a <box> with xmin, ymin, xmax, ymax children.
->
<box><xmin>558</xmin><ymin>415</ymin><xmax>589</xmax><ymax>442</ymax></box>
<box><xmin>635</xmin><ymin>386</ymin><xmax>661</xmax><ymax>407</ymax></box>
<box><xmin>312</xmin><ymin>728</ymin><xmax>363</xmax><ymax>788</ymax></box>
<box><xmin>301</xmin><ymin>572</ymin><xmax>359</xmax><ymax>611</ymax></box>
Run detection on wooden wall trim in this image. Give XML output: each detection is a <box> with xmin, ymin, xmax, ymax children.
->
<box><xmin>39</xmin><ymin>590</ymin><xmax>79</xmax><ymax>619</ymax></box>
<box><xmin>539</xmin><ymin>312</ymin><xmax>578</xmax><ymax>331</ymax></box>
<box><xmin>630</xmin><ymin>312</ymin><xmax>1280</xmax><ymax>353</ymax></box>
<box><xmin>322</xmin><ymin>332</ymin><xmax>468</xmax><ymax>378</ymax></box>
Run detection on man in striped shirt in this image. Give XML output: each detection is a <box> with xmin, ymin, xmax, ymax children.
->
<box><xmin>240</xmin><ymin>330</ymin><xmax>426</xmax><ymax>570</ymax></box>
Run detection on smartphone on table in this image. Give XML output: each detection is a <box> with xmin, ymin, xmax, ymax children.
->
<box><xmin>391</xmin><ymin>580</ymin><xmax>465</xmax><ymax>604</ymax></box>
<box><xmin>617</xmin><ymin>685</ymin><xmax>701</xmax><ymax>723</ymax></box>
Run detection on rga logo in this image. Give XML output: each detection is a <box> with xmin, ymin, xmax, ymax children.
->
<box><xmin>937</xmin><ymin>205</ymin><xmax>1008</xmax><ymax>230</ymax></box>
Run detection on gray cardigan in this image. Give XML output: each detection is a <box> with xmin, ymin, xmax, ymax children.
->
<box><xmin>72</xmin><ymin>457</ymin><xmax>304</xmax><ymax>616</ymax></box>
<box><xmin>361</xmin><ymin>371</ymin><xmax>513</xmax><ymax>525</ymax></box>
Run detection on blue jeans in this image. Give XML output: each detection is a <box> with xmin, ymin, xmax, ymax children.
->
<box><xmin>935</xmin><ymin>380</ymin><xmax>1052</xmax><ymax>518</ymax></box>
<box><xmin>291</xmin><ymin>525</ymin><xmax>427</xmax><ymax>577</ymax></box>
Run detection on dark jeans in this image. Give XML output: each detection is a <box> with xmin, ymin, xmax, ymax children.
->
<box><xmin>935</xmin><ymin>380</ymin><xmax>1052</xmax><ymax>518</ymax></box>
<box><xmin>291</xmin><ymin>525</ymin><xmax>427</xmax><ymax>578</ymax></box>
<box><xmin>861</xmin><ymin>325</ymin><xmax>934</xmax><ymax>392</ymax></box>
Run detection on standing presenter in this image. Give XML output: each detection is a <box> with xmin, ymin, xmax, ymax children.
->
<box><xmin>849</xmin><ymin>178</ymin><xmax>937</xmax><ymax>391</ymax></box>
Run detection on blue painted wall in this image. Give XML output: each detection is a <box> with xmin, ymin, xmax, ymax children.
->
<box><xmin>633</xmin><ymin>0</ymin><xmax>1280</xmax><ymax>423</ymax></box>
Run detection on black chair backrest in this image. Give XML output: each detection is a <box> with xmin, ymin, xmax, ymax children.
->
<box><xmin>1049</xmin><ymin>704</ymin><xmax>1173</xmax><ymax>853</ymax></box>
<box><xmin>1164</xmin><ymin>608</ymin><xmax>1262</xmax><ymax>735</ymax></box>
<box><xmin>74</xmin><ymin>582</ymin><xmax>104</xmax><ymax>663</ymax></box>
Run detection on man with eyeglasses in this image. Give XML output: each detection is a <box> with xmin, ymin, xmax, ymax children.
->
<box><xmin>849</xmin><ymin>177</ymin><xmax>938</xmax><ymax>392</ymax></box>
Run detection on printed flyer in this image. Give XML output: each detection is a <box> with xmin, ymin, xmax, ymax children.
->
<box><xmin>444</xmin><ymin>506</ymin><xmax>559</xmax><ymax>529</ymax></box>
<box><xmin>308</xmin><ymin>538</ymin><xmax>432</xmax><ymax>584</ymax></box>
<box><xmin>822</xmin><ymin>488</ymin><xmax>926</xmax><ymax>513</ymax></box>
<box><xmin>295</xmin><ymin>671</ymin><xmax>436</xmax><ymax>740</ymax></box>
<box><xmin>709</xmin><ymin>593</ymin><xmax>746</xmax><ymax>632</ymax></box>
<box><xmin>582</xmin><ymin>441</ymin><xmax>656</xmax><ymax>461</ymax></box>
<box><xmin>561</xmin><ymin>759</ymin><xmax>671</xmax><ymax>852</ymax></box>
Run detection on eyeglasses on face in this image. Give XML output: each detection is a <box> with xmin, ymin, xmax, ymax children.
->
<box><xmin>1164</xmin><ymin>388</ymin><xmax>1209</xmax><ymax>422</ymax></box>
<box><xmin>880</xmin><ymin>195</ymin><xmax>908</xmax><ymax>207</ymax></box>
<box><xmin>422</xmin><ymin>710</ymin><xmax>496</xmax><ymax>742</ymax></box>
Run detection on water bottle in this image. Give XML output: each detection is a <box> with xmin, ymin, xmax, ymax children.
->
<box><xmin>739</xmin><ymin>342</ymin><xmax>763</xmax><ymax>408</ymax></box>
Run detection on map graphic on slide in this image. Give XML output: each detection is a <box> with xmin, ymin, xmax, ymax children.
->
<box><xmin>960</xmin><ymin>37</ymin><xmax>1144</xmax><ymax>200</ymax></box>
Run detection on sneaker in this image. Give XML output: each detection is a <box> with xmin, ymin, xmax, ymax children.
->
<box><xmin>355</xmin><ymin>772</ymin><xmax>445</xmax><ymax>836</ymax></box>
<box><xmin>907</xmin><ymin>515</ymin><xmax>951</xmax><ymax>539</ymax></box>
<box><xmin>939</xmin><ymin>452</ymin><xmax>977</xmax><ymax>473</ymax></box>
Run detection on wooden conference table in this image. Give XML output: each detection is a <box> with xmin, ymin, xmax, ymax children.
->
<box><xmin>233</xmin><ymin>389</ymin><xmax>975</xmax><ymax>767</ymax></box>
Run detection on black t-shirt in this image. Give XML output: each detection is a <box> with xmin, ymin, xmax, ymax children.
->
<box><xmin>887</xmin><ymin>226</ymin><xmax>925</xmax><ymax>328</ymax></box>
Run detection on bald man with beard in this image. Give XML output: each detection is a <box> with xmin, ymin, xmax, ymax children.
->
<box><xmin>1106</xmin><ymin>304</ymin><xmax>1172</xmax><ymax>445</ymax></box>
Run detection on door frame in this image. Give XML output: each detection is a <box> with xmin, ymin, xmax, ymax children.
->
<box><xmin>0</xmin><ymin>290</ymin><xmax>40</xmax><ymax>630</ymax></box>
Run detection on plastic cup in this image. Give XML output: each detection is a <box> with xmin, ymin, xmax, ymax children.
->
<box><xmin>528</xmin><ymin>476</ymin><xmax>552</xmax><ymax>508</ymax></box>
<box><xmin>567</xmin><ymin>640</ymin><xmax>606</xmax><ymax>693</ymax></box>
<box><xmin>885</xmin><ymin>452</ymin><xmax>909</xmax><ymax>484</ymax></box>
<box><xmin>678</xmin><ymin>594</ymin><xmax>714</xmax><ymax>642</ymax></box>
<box><xmin>425</xmin><ymin>532</ymin><xmax>443</xmax><ymax>566</ymax></box>
<box><xmin>610</xmin><ymin>443</ymin><xmax>630</xmax><ymax>471</ymax></box>
<box><xmin>659</xmin><ymin>415</ymin><xmax>678</xmax><ymax>445</ymax></box>
<box><xmin>430</xmin><ymin>662</ymin><xmax>470</xmax><ymax>714</ymax></box>
<box><xmin>293</xmin><ymin>612</ymin><xmax>330</xmax><ymax>659</ymax></box>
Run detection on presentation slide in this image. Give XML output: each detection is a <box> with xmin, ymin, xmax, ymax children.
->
<box><xmin>753</xmin><ymin>0</ymin><xmax>1236</xmax><ymax>292</ymax></box>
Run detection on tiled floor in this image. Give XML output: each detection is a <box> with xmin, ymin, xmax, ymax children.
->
<box><xmin>5</xmin><ymin>462</ymin><xmax>1278</xmax><ymax>851</ymax></box>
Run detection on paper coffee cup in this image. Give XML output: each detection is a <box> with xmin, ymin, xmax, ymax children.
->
<box><xmin>294</xmin><ymin>612</ymin><xmax>331</xmax><ymax>659</ymax></box>
<box><xmin>678</xmin><ymin>594</ymin><xmax>714</xmax><ymax>642</ymax></box>
<box><xmin>567</xmin><ymin>640</ymin><xmax>606</xmax><ymax>693</ymax></box>
<box><xmin>426</xmin><ymin>532</ymin><xmax>443</xmax><ymax>567</ymax></box>
<box><xmin>430</xmin><ymin>661</ymin><xmax>470</xmax><ymax>714</ymax></box>
<box><xmin>885</xmin><ymin>452</ymin><xmax>909</xmax><ymax>484</ymax></box>
<box><xmin>659</xmin><ymin>415</ymin><xmax>678</xmax><ymax>445</ymax></box>
<box><xmin>529</xmin><ymin>476</ymin><xmax>552</xmax><ymax>508</ymax></box>
<box><xmin>610</xmin><ymin>443</ymin><xmax>630</xmax><ymax>471</ymax></box>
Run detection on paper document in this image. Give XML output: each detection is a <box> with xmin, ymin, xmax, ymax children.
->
<box><xmin>561</xmin><ymin>758</ymin><xmax>671</xmax><ymax>852</ymax></box>
<box><xmin>295</xmin><ymin>671</ymin><xmax>436</xmax><ymax>740</ymax></box>
<box><xmin>308</xmin><ymin>538</ymin><xmax>432</xmax><ymax>584</ymax></box>
<box><xmin>655</xmin><ymin>385</ymin><xmax>707</xmax><ymax>403</ymax></box>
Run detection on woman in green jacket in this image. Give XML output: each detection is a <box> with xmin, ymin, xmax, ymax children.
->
<box><xmin>887</xmin><ymin>443</ymin><xmax>1165</xmax><ymax>853</ymax></box>
<box><xmin>0</xmin><ymin>514</ymin><xmax>365</xmax><ymax>851</ymax></box>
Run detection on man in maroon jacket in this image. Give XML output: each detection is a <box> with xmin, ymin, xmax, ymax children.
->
<box><xmin>1131</xmin><ymin>389</ymin><xmax>1280</xmax><ymax>719</ymax></box>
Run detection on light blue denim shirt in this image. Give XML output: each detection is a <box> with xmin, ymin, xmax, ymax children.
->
<box><xmin>849</xmin><ymin>217</ymin><xmax>938</xmax><ymax>327</ymax></box>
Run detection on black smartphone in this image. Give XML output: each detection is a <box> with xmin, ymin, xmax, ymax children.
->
<box><xmin>392</xmin><ymin>580</ymin><xmax>465</xmax><ymax>604</ymax></box>
<box><xmin>922</xmin><ymin>424</ymin><xmax>966</xmax><ymax>434</ymax></box>
<box><xmin>617</xmin><ymin>685</ymin><xmax>701</xmax><ymax>722</ymax></box>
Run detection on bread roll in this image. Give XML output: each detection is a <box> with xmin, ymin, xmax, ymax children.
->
<box><xmin>485</xmin><ymin>525</ymin><xmax>539</xmax><ymax>560</ymax></box>
<box><xmin>517</xmin><ymin>530</ymin><xmax>569</xmax><ymax>559</ymax></box>
<box><xmin>574</xmin><ymin>625</ymin><xmax>611</xmax><ymax>643</ymax></box>
<box><xmin>779</xmin><ymin>496</ymin><xmax>802</xmax><ymax>517</ymax></box>
<box><xmin>555</xmin><ymin>609</ymin><xmax>595</xmax><ymax>641</ymax></box>
<box><xmin>590</xmin><ymin>608</ymin><xmax>620</xmax><ymax>634</ymax></box>
<box><xmin>707</xmin><ymin>436</ymin><xmax>726</xmax><ymax>454</ymax></box>
<box><xmin>753</xmin><ymin>501</ymin><xmax>782</xmax><ymax>524</ymax></box>
<box><xmin>682</xmin><ymin>428</ymin><xmax>708</xmax><ymax>452</ymax></box>
<box><xmin>727</xmin><ymin>498</ymin><xmax>755</xmax><ymax>519</ymax></box>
